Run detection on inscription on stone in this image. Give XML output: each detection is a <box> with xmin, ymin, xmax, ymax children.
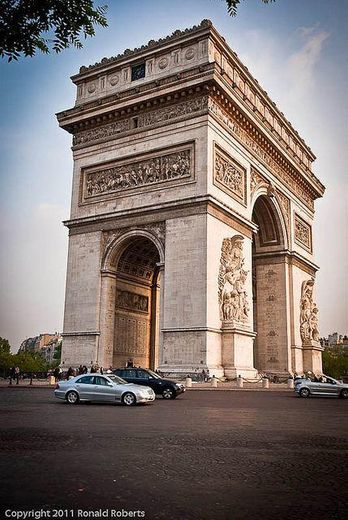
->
<box><xmin>83</xmin><ymin>145</ymin><xmax>193</xmax><ymax>200</ymax></box>
<box><xmin>116</xmin><ymin>290</ymin><xmax>149</xmax><ymax>313</ymax></box>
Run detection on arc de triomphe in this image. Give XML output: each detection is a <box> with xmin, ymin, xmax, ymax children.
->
<box><xmin>57</xmin><ymin>20</ymin><xmax>325</xmax><ymax>377</ymax></box>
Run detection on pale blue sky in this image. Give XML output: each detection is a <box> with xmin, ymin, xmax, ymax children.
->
<box><xmin>1</xmin><ymin>0</ymin><xmax>347</xmax><ymax>349</ymax></box>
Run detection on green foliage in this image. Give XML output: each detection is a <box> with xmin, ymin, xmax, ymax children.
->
<box><xmin>14</xmin><ymin>350</ymin><xmax>48</xmax><ymax>373</ymax></box>
<box><xmin>0</xmin><ymin>337</ymin><xmax>12</xmax><ymax>374</ymax></box>
<box><xmin>0</xmin><ymin>337</ymin><xmax>11</xmax><ymax>354</ymax></box>
<box><xmin>53</xmin><ymin>342</ymin><xmax>62</xmax><ymax>361</ymax></box>
<box><xmin>0</xmin><ymin>1</ymin><xmax>108</xmax><ymax>61</ymax></box>
<box><xmin>322</xmin><ymin>346</ymin><xmax>348</xmax><ymax>379</ymax></box>
<box><xmin>225</xmin><ymin>0</ymin><xmax>275</xmax><ymax>16</ymax></box>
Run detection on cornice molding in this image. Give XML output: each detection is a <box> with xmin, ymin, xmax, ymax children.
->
<box><xmin>75</xmin><ymin>19</ymin><xmax>213</xmax><ymax>76</ymax></box>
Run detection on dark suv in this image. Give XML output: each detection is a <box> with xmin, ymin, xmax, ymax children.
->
<box><xmin>113</xmin><ymin>368</ymin><xmax>185</xmax><ymax>399</ymax></box>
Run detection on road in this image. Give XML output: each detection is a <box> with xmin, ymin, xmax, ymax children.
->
<box><xmin>0</xmin><ymin>388</ymin><xmax>347</xmax><ymax>520</ymax></box>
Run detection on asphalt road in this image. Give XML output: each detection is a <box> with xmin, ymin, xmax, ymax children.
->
<box><xmin>0</xmin><ymin>388</ymin><xmax>347</xmax><ymax>520</ymax></box>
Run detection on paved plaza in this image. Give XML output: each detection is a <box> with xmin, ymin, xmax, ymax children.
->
<box><xmin>0</xmin><ymin>388</ymin><xmax>347</xmax><ymax>519</ymax></box>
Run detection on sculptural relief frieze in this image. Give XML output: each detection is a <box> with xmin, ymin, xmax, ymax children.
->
<box><xmin>83</xmin><ymin>145</ymin><xmax>193</xmax><ymax>200</ymax></box>
<box><xmin>208</xmin><ymin>98</ymin><xmax>315</xmax><ymax>210</ymax></box>
<box><xmin>116</xmin><ymin>290</ymin><xmax>149</xmax><ymax>313</ymax></box>
<box><xmin>214</xmin><ymin>147</ymin><xmax>246</xmax><ymax>205</ymax></box>
<box><xmin>218</xmin><ymin>236</ymin><xmax>250</xmax><ymax>324</ymax></box>
<box><xmin>300</xmin><ymin>279</ymin><xmax>320</xmax><ymax>344</ymax></box>
<box><xmin>73</xmin><ymin>95</ymin><xmax>208</xmax><ymax>146</ymax></box>
<box><xmin>294</xmin><ymin>213</ymin><xmax>312</xmax><ymax>252</ymax></box>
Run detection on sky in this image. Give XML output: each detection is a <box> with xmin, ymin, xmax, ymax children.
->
<box><xmin>0</xmin><ymin>0</ymin><xmax>347</xmax><ymax>351</ymax></box>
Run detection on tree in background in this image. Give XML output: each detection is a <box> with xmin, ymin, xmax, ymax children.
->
<box><xmin>14</xmin><ymin>350</ymin><xmax>48</xmax><ymax>374</ymax></box>
<box><xmin>51</xmin><ymin>340</ymin><xmax>62</xmax><ymax>367</ymax></box>
<box><xmin>0</xmin><ymin>337</ymin><xmax>12</xmax><ymax>377</ymax></box>
<box><xmin>225</xmin><ymin>0</ymin><xmax>275</xmax><ymax>16</ymax></box>
<box><xmin>322</xmin><ymin>346</ymin><xmax>348</xmax><ymax>380</ymax></box>
<box><xmin>0</xmin><ymin>0</ymin><xmax>108</xmax><ymax>61</ymax></box>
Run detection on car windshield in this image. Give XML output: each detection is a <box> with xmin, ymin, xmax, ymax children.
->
<box><xmin>146</xmin><ymin>369</ymin><xmax>162</xmax><ymax>379</ymax></box>
<box><xmin>107</xmin><ymin>375</ymin><xmax>127</xmax><ymax>385</ymax></box>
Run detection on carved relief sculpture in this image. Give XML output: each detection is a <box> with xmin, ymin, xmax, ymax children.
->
<box><xmin>214</xmin><ymin>147</ymin><xmax>246</xmax><ymax>205</ymax></box>
<box><xmin>295</xmin><ymin>213</ymin><xmax>312</xmax><ymax>252</ymax></box>
<box><xmin>218</xmin><ymin>236</ymin><xmax>249</xmax><ymax>323</ymax></box>
<box><xmin>84</xmin><ymin>146</ymin><xmax>192</xmax><ymax>200</ymax></box>
<box><xmin>116</xmin><ymin>290</ymin><xmax>149</xmax><ymax>313</ymax></box>
<box><xmin>300</xmin><ymin>279</ymin><xmax>320</xmax><ymax>344</ymax></box>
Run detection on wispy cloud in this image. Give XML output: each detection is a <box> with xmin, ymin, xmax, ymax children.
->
<box><xmin>287</xmin><ymin>26</ymin><xmax>330</xmax><ymax>92</ymax></box>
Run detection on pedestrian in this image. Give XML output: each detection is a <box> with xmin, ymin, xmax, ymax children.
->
<box><xmin>14</xmin><ymin>366</ymin><xmax>20</xmax><ymax>385</ymax></box>
<box><xmin>90</xmin><ymin>363</ymin><xmax>95</xmax><ymax>373</ymax></box>
<box><xmin>78</xmin><ymin>364</ymin><xmax>83</xmax><ymax>375</ymax></box>
<box><xmin>126</xmin><ymin>358</ymin><xmax>134</xmax><ymax>368</ymax></box>
<box><xmin>100</xmin><ymin>366</ymin><xmax>103</xmax><ymax>375</ymax></box>
<box><xmin>9</xmin><ymin>366</ymin><xmax>15</xmax><ymax>385</ymax></box>
<box><xmin>53</xmin><ymin>366</ymin><xmax>60</xmax><ymax>383</ymax></box>
<box><xmin>82</xmin><ymin>365</ymin><xmax>88</xmax><ymax>374</ymax></box>
<box><xmin>66</xmin><ymin>366</ymin><xmax>74</xmax><ymax>380</ymax></box>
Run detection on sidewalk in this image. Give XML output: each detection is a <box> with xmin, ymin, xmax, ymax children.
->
<box><xmin>0</xmin><ymin>378</ymin><xmax>293</xmax><ymax>391</ymax></box>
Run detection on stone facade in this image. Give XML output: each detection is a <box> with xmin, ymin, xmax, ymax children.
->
<box><xmin>57</xmin><ymin>20</ymin><xmax>325</xmax><ymax>376</ymax></box>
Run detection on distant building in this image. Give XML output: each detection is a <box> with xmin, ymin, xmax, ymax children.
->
<box><xmin>320</xmin><ymin>333</ymin><xmax>348</xmax><ymax>348</ymax></box>
<box><xmin>19</xmin><ymin>333</ymin><xmax>62</xmax><ymax>363</ymax></box>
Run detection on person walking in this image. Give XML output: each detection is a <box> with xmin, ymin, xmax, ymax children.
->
<box><xmin>14</xmin><ymin>366</ymin><xmax>20</xmax><ymax>385</ymax></box>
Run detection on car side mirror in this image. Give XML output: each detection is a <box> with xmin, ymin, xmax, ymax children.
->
<box><xmin>107</xmin><ymin>383</ymin><xmax>113</xmax><ymax>387</ymax></box>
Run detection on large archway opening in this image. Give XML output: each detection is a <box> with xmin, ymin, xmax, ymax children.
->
<box><xmin>113</xmin><ymin>236</ymin><xmax>161</xmax><ymax>370</ymax></box>
<box><xmin>252</xmin><ymin>195</ymin><xmax>288</xmax><ymax>374</ymax></box>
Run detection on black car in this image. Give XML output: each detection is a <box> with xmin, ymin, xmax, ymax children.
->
<box><xmin>113</xmin><ymin>368</ymin><xmax>185</xmax><ymax>399</ymax></box>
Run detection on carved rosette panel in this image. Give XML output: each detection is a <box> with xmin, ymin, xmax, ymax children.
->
<box><xmin>300</xmin><ymin>279</ymin><xmax>320</xmax><ymax>344</ymax></box>
<box><xmin>116</xmin><ymin>290</ymin><xmax>149</xmax><ymax>313</ymax></box>
<box><xmin>83</xmin><ymin>144</ymin><xmax>193</xmax><ymax>201</ymax></box>
<box><xmin>214</xmin><ymin>146</ymin><xmax>246</xmax><ymax>205</ymax></box>
<box><xmin>218</xmin><ymin>236</ymin><xmax>249</xmax><ymax>323</ymax></box>
<box><xmin>294</xmin><ymin>213</ymin><xmax>312</xmax><ymax>252</ymax></box>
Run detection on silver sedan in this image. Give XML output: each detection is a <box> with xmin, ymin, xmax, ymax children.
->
<box><xmin>54</xmin><ymin>373</ymin><xmax>155</xmax><ymax>406</ymax></box>
<box><xmin>295</xmin><ymin>375</ymin><xmax>348</xmax><ymax>399</ymax></box>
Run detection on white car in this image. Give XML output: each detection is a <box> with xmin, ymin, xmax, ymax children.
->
<box><xmin>54</xmin><ymin>373</ymin><xmax>155</xmax><ymax>406</ymax></box>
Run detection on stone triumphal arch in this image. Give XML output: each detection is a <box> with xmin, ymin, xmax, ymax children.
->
<box><xmin>57</xmin><ymin>20</ymin><xmax>325</xmax><ymax>377</ymax></box>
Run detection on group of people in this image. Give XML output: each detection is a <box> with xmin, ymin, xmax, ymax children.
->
<box><xmin>56</xmin><ymin>364</ymin><xmax>114</xmax><ymax>382</ymax></box>
<box><xmin>9</xmin><ymin>366</ymin><xmax>20</xmax><ymax>384</ymax></box>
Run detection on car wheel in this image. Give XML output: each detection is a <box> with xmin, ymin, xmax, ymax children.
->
<box><xmin>162</xmin><ymin>387</ymin><xmax>175</xmax><ymax>399</ymax></box>
<box><xmin>299</xmin><ymin>388</ymin><xmax>310</xmax><ymax>398</ymax></box>
<box><xmin>340</xmin><ymin>389</ymin><xmax>348</xmax><ymax>399</ymax></box>
<box><xmin>122</xmin><ymin>392</ymin><xmax>136</xmax><ymax>406</ymax></box>
<box><xmin>66</xmin><ymin>391</ymin><xmax>79</xmax><ymax>404</ymax></box>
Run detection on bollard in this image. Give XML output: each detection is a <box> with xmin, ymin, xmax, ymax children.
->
<box><xmin>211</xmin><ymin>376</ymin><xmax>218</xmax><ymax>388</ymax></box>
<box><xmin>287</xmin><ymin>378</ymin><xmax>294</xmax><ymax>389</ymax></box>
<box><xmin>237</xmin><ymin>375</ymin><xmax>243</xmax><ymax>388</ymax></box>
<box><xmin>262</xmin><ymin>377</ymin><xmax>269</xmax><ymax>389</ymax></box>
<box><xmin>185</xmin><ymin>376</ymin><xmax>192</xmax><ymax>388</ymax></box>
